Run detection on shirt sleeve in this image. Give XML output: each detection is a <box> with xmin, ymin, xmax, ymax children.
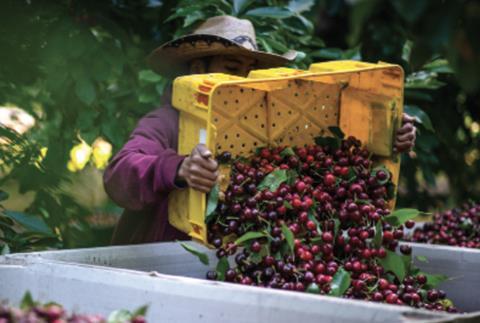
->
<box><xmin>103</xmin><ymin>106</ymin><xmax>185</xmax><ymax>211</ymax></box>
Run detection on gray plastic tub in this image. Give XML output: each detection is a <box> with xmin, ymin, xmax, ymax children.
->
<box><xmin>1</xmin><ymin>242</ymin><xmax>479</xmax><ymax>323</ymax></box>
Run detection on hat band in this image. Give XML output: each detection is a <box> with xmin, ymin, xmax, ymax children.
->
<box><xmin>232</xmin><ymin>35</ymin><xmax>258</xmax><ymax>50</ymax></box>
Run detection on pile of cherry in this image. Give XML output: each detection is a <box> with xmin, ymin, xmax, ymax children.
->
<box><xmin>407</xmin><ymin>202</ymin><xmax>480</xmax><ymax>248</ymax></box>
<box><xmin>204</xmin><ymin>136</ymin><xmax>458</xmax><ymax>312</ymax></box>
<box><xmin>0</xmin><ymin>299</ymin><xmax>146</xmax><ymax>323</ymax></box>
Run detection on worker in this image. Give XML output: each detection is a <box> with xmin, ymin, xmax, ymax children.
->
<box><xmin>103</xmin><ymin>16</ymin><xmax>416</xmax><ymax>245</ymax></box>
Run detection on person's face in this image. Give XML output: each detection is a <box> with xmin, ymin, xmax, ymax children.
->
<box><xmin>207</xmin><ymin>55</ymin><xmax>257</xmax><ymax>77</ymax></box>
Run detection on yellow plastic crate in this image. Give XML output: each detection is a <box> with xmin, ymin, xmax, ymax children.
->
<box><xmin>169</xmin><ymin>60</ymin><xmax>404</xmax><ymax>244</ymax></box>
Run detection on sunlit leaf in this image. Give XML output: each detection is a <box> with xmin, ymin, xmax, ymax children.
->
<box><xmin>180</xmin><ymin>242</ymin><xmax>209</xmax><ymax>265</ymax></box>
<box><xmin>329</xmin><ymin>268</ymin><xmax>351</xmax><ymax>296</ymax></box>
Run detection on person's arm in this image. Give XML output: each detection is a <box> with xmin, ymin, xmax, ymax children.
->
<box><xmin>103</xmin><ymin>107</ymin><xmax>218</xmax><ymax>211</ymax></box>
<box><xmin>103</xmin><ymin>108</ymin><xmax>186</xmax><ymax>211</ymax></box>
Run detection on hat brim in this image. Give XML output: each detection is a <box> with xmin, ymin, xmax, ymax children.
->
<box><xmin>147</xmin><ymin>34</ymin><xmax>297</xmax><ymax>76</ymax></box>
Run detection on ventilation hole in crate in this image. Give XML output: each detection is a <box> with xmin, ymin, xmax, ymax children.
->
<box><xmin>235</xmin><ymin>99</ymin><xmax>239</xmax><ymax>104</ymax></box>
<box><xmin>313</xmin><ymin>106</ymin><xmax>318</xmax><ymax>111</ymax></box>
<box><xmin>240</xmin><ymin>89</ymin><xmax>244</xmax><ymax>93</ymax></box>
<box><xmin>261</xmin><ymin>124</ymin><xmax>265</xmax><ymax>128</ymax></box>
<box><xmin>288</xmin><ymin>110</ymin><xmax>292</xmax><ymax>115</ymax></box>
<box><xmin>229</xmin><ymin>90</ymin><xmax>233</xmax><ymax>94</ymax></box>
<box><xmin>253</xmin><ymin>141</ymin><xmax>258</xmax><ymax>146</ymax></box>
<box><xmin>294</xmin><ymin>93</ymin><xmax>299</xmax><ymax>97</ymax></box>
<box><xmin>242</xmin><ymin>143</ymin><xmax>246</xmax><ymax>147</ymax></box>
<box><xmin>236</xmin><ymin>133</ymin><xmax>240</xmax><ymax>138</ymax></box>
<box><xmin>217</xmin><ymin>145</ymin><xmax>222</xmax><ymax>150</ymax></box>
<box><xmin>277</xmin><ymin>112</ymin><xmax>281</xmax><ymax>116</ymax></box>
<box><xmin>218</xmin><ymin>91</ymin><xmax>221</xmax><ymax>95</ymax></box>
<box><xmin>325</xmin><ymin>114</ymin><xmax>329</xmax><ymax>119</ymax></box>
<box><xmin>272</xmin><ymin>123</ymin><xmax>276</xmax><ymax>127</ymax></box>
<box><xmin>288</xmin><ymin>82</ymin><xmax>292</xmax><ymax>88</ymax></box>
<box><xmin>326</xmin><ymin>95</ymin><xmax>330</xmax><ymax>99</ymax></box>
<box><xmin>289</xmin><ymin>136</ymin><xmax>294</xmax><ymax>141</ymax></box>
<box><xmin>244</xmin><ymin>116</ymin><xmax>248</xmax><ymax>120</ymax></box>
<box><xmin>279</xmin><ymin>138</ymin><xmax>283</xmax><ymax>143</ymax></box>
<box><xmin>272</xmin><ymin>102</ymin><xmax>276</xmax><ymax>107</ymax></box>
<box><xmin>251</xmin><ymin>88</ymin><xmax>255</xmax><ymax>92</ymax></box>
<box><xmin>230</xmin><ymin>144</ymin><xmax>234</xmax><ymax>149</ymax></box>
<box><xmin>224</xmin><ymin>134</ymin><xmax>228</xmax><ymax>139</ymax></box>
<box><xmin>254</xmin><ymin>114</ymin><xmax>258</xmax><ymax>119</ymax></box>
<box><xmin>224</xmin><ymin>101</ymin><xmax>228</xmax><ymax>105</ymax></box>
<box><xmin>260</xmin><ymin>104</ymin><xmax>263</xmax><ymax>108</ymax></box>
<box><xmin>214</xmin><ymin>117</ymin><xmax>218</xmax><ymax>122</ymax></box>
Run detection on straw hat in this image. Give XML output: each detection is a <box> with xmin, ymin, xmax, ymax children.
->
<box><xmin>148</xmin><ymin>15</ymin><xmax>297</xmax><ymax>75</ymax></box>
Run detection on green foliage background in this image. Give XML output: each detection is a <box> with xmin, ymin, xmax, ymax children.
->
<box><xmin>0</xmin><ymin>0</ymin><xmax>479</xmax><ymax>251</ymax></box>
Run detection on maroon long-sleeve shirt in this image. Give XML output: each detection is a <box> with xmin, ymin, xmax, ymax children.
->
<box><xmin>104</xmin><ymin>97</ymin><xmax>190</xmax><ymax>245</ymax></box>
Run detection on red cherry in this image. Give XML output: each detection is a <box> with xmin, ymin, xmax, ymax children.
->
<box><xmin>324</xmin><ymin>173</ymin><xmax>336</xmax><ymax>186</ymax></box>
<box><xmin>322</xmin><ymin>232</ymin><xmax>333</xmax><ymax>243</ymax></box>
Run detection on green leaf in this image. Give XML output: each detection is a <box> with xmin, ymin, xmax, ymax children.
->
<box><xmin>309</xmin><ymin>48</ymin><xmax>344</xmax><ymax>60</ymax></box>
<box><xmin>373</xmin><ymin>221</ymin><xmax>383</xmax><ymax>248</ymax></box>
<box><xmin>314</xmin><ymin>136</ymin><xmax>340</xmax><ymax>150</ymax></box>
<box><xmin>257</xmin><ymin>169</ymin><xmax>288</xmax><ymax>192</ymax></box>
<box><xmin>287</xmin><ymin>0</ymin><xmax>315</xmax><ymax>14</ymax></box>
<box><xmin>74</xmin><ymin>77</ymin><xmax>96</xmax><ymax>105</ymax></box>
<box><xmin>138</xmin><ymin>70</ymin><xmax>162</xmax><ymax>83</ymax></box>
<box><xmin>183</xmin><ymin>11</ymin><xmax>206</xmax><ymax>27</ymax></box>
<box><xmin>405</xmin><ymin>72</ymin><xmax>446</xmax><ymax>90</ymax></box>
<box><xmin>328</xmin><ymin>126</ymin><xmax>345</xmax><ymax>139</ymax></box>
<box><xmin>205</xmin><ymin>184</ymin><xmax>219</xmax><ymax>223</ymax></box>
<box><xmin>234</xmin><ymin>231</ymin><xmax>266</xmax><ymax>245</ymax></box>
<box><xmin>283</xmin><ymin>201</ymin><xmax>293</xmax><ymax>209</ymax></box>
<box><xmin>420</xmin><ymin>272</ymin><xmax>449</xmax><ymax>289</ymax></box>
<box><xmin>404</xmin><ymin>105</ymin><xmax>435</xmax><ymax>132</ymax></box>
<box><xmin>280</xmin><ymin>147</ymin><xmax>295</xmax><ymax>158</ymax></box>
<box><xmin>386</xmin><ymin>182</ymin><xmax>396</xmax><ymax>200</ymax></box>
<box><xmin>306</xmin><ymin>282</ymin><xmax>321</xmax><ymax>294</ymax></box>
<box><xmin>1</xmin><ymin>244</ymin><xmax>10</xmax><ymax>255</ymax></box>
<box><xmin>216</xmin><ymin>256</ymin><xmax>230</xmax><ymax>281</ymax></box>
<box><xmin>286</xmin><ymin>169</ymin><xmax>298</xmax><ymax>186</ymax></box>
<box><xmin>295</xmin><ymin>15</ymin><xmax>314</xmax><ymax>32</ymax></box>
<box><xmin>308</xmin><ymin>211</ymin><xmax>321</xmax><ymax>232</ymax></box>
<box><xmin>281</xmin><ymin>223</ymin><xmax>294</xmax><ymax>254</ymax></box>
<box><xmin>416</xmin><ymin>255</ymin><xmax>428</xmax><ymax>263</ymax></box>
<box><xmin>20</xmin><ymin>291</ymin><xmax>36</xmax><ymax>310</ymax></box>
<box><xmin>423</xmin><ymin>59</ymin><xmax>454</xmax><ymax>74</ymax></box>
<box><xmin>384</xmin><ymin>209</ymin><xmax>421</xmax><ymax>227</ymax></box>
<box><xmin>371</xmin><ymin>166</ymin><xmax>391</xmax><ymax>185</ymax></box>
<box><xmin>402</xmin><ymin>254</ymin><xmax>412</xmax><ymax>275</ymax></box>
<box><xmin>180</xmin><ymin>242</ymin><xmax>209</xmax><ymax>266</ymax></box>
<box><xmin>378</xmin><ymin>250</ymin><xmax>406</xmax><ymax>282</ymax></box>
<box><xmin>459</xmin><ymin>218</ymin><xmax>473</xmax><ymax>230</ymax></box>
<box><xmin>3</xmin><ymin>211</ymin><xmax>53</xmax><ymax>235</ymax></box>
<box><xmin>107</xmin><ymin>309</ymin><xmax>132</xmax><ymax>323</ymax></box>
<box><xmin>333</xmin><ymin>218</ymin><xmax>340</xmax><ymax>239</ymax></box>
<box><xmin>233</xmin><ymin>0</ymin><xmax>255</xmax><ymax>15</ymax></box>
<box><xmin>132</xmin><ymin>305</ymin><xmax>149</xmax><ymax>317</ymax></box>
<box><xmin>329</xmin><ymin>268</ymin><xmax>351</xmax><ymax>296</ymax></box>
<box><xmin>245</xmin><ymin>7</ymin><xmax>294</xmax><ymax>19</ymax></box>
<box><xmin>0</xmin><ymin>190</ymin><xmax>9</xmax><ymax>202</ymax></box>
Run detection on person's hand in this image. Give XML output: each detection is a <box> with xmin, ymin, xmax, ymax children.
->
<box><xmin>394</xmin><ymin>113</ymin><xmax>416</xmax><ymax>153</ymax></box>
<box><xmin>176</xmin><ymin>144</ymin><xmax>218</xmax><ymax>193</ymax></box>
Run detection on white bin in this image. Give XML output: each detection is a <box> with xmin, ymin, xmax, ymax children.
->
<box><xmin>1</xmin><ymin>242</ymin><xmax>479</xmax><ymax>323</ymax></box>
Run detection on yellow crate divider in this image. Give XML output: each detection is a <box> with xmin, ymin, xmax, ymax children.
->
<box><xmin>169</xmin><ymin>60</ymin><xmax>404</xmax><ymax>244</ymax></box>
